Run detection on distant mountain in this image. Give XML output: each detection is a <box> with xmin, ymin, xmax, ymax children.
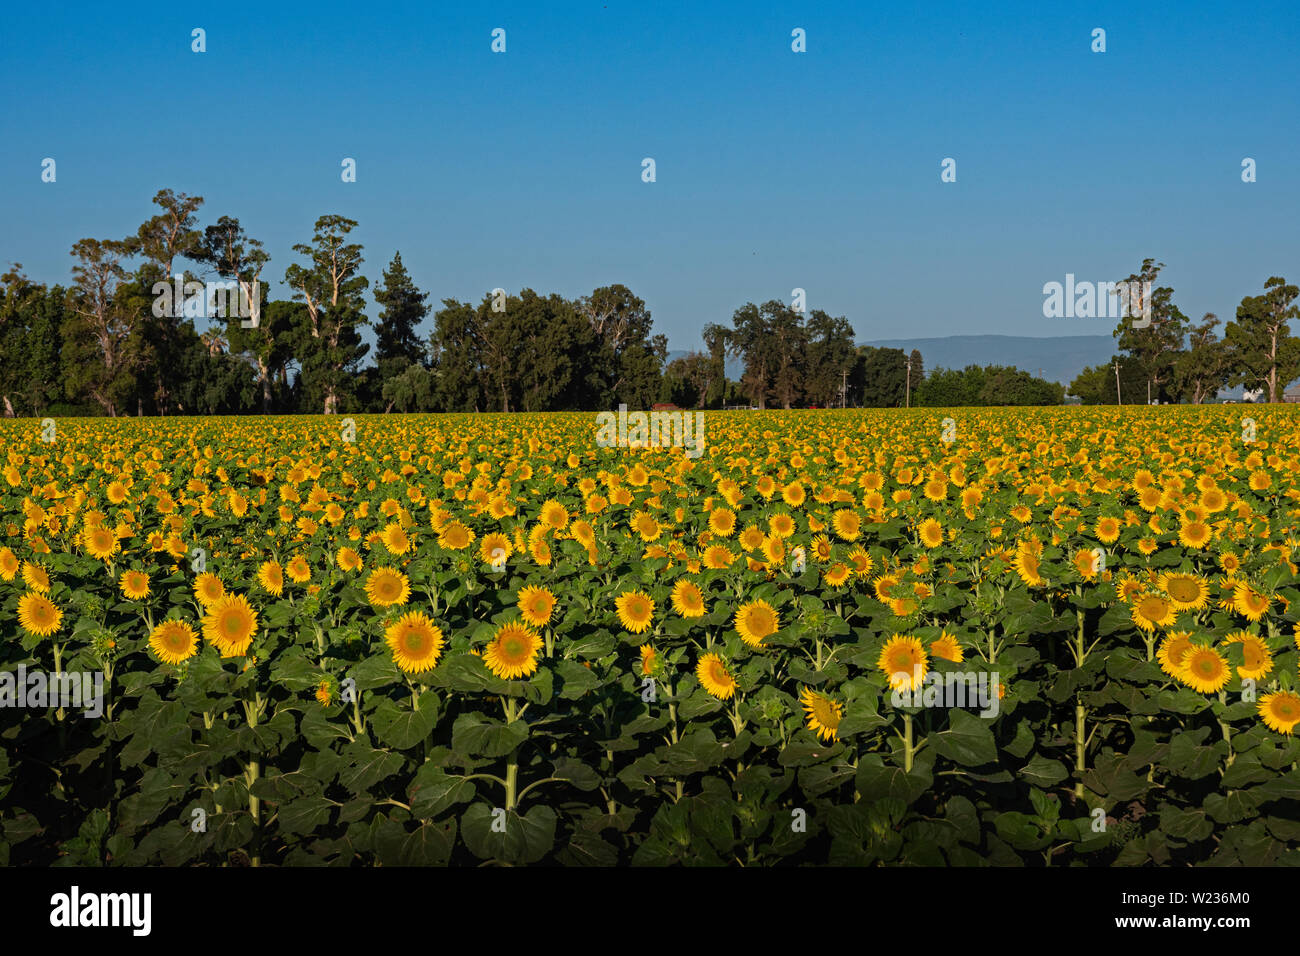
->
<box><xmin>859</xmin><ymin>335</ymin><xmax>1116</xmax><ymax>386</ymax></box>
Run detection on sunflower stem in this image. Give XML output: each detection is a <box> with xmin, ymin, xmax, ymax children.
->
<box><xmin>504</xmin><ymin>760</ymin><xmax>518</xmax><ymax>812</ymax></box>
<box><xmin>903</xmin><ymin>712</ymin><xmax>914</xmax><ymax>773</ymax></box>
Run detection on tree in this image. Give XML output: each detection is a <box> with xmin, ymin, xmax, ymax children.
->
<box><xmin>372</xmin><ymin>251</ymin><xmax>430</xmax><ymax>383</ymax></box>
<box><xmin>728</xmin><ymin>300</ymin><xmax>806</xmax><ymax>409</ymax></box>
<box><xmin>803</xmin><ymin>310</ymin><xmax>856</xmax><ymax>406</ymax></box>
<box><xmin>1223</xmin><ymin>277</ymin><xmax>1300</xmax><ymax>403</ymax></box>
<box><xmin>64</xmin><ymin>238</ymin><xmax>138</xmax><ymax>416</ymax></box>
<box><xmin>728</xmin><ymin>302</ymin><xmax>772</xmax><ymax>409</ymax></box>
<box><xmin>857</xmin><ymin>346</ymin><xmax>908</xmax><ymax>407</ymax></box>
<box><xmin>1174</xmin><ymin>313</ymin><xmax>1231</xmax><ymax>404</ymax></box>
<box><xmin>0</xmin><ymin>266</ymin><xmax>66</xmax><ymax>416</ymax></box>
<box><xmin>1067</xmin><ymin>364</ymin><xmax>1111</xmax><ymax>405</ymax></box>
<box><xmin>284</xmin><ymin>215</ymin><xmax>370</xmax><ymax>414</ymax></box>
<box><xmin>131</xmin><ymin>189</ymin><xmax>204</xmax><ymax>278</ymax></box>
<box><xmin>700</xmin><ymin>322</ymin><xmax>730</xmax><ymax>408</ymax></box>
<box><xmin>1114</xmin><ymin>259</ymin><xmax>1188</xmax><ymax>404</ymax></box>
<box><xmin>430</xmin><ymin>298</ymin><xmax>485</xmax><ymax>412</ymax></box>
<box><xmin>661</xmin><ymin>352</ymin><xmax>711</xmax><ymax>408</ymax></box>
<box><xmin>575</xmin><ymin>284</ymin><xmax>666</xmax><ymax>408</ymax></box>
<box><xmin>196</xmin><ymin>216</ymin><xmax>274</xmax><ymax>409</ymax></box>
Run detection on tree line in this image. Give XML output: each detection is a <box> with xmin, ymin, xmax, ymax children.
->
<box><xmin>1068</xmin><ymin>259</ymin><xmax>1300</xmax><ymax>404</ymax></box>
<box><xmin>1</xmin><ymin>188</ymin><xmax>1093</xmax><ymax>418</ymax></box>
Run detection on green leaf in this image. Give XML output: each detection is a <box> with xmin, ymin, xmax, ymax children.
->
<box><xmin>452</xmin><ymin>712</ymin><xmax>528</xmax><ymax>758</ymax></box>
<box><xmin>461</xmin><ymin>803</ymin><xmax>557</xmax><ymax>864</ymax></box>
<box><xmin>409</xmin><ymin>766</ymin><xmax>477</xmax><ymax>818</ymax></box>
<box><xmin>929</xmin><ymin>709</ymin><xmax>998</xmax><ymax>767</ymax></box>
<box><xmin>370</xmin><ymin>693</ymin><xmax>438</xmax><ymax>750</ymax></box>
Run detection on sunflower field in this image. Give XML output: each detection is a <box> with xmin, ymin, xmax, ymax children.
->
<box><xmin>2</xmin><ymin>406</ymin><xmax>1300</xmax><ymax>867</ymax></box>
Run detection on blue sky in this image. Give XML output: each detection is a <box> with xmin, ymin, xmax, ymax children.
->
<box><xmin>2</xmin><ymin>0</ymin><xmax>1297</xmax><ymax>356</ymax></box>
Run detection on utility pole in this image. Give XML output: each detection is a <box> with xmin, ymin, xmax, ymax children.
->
<box><xmin>1114</xmin><ymin>360</ymin><xmax>1122</xmax><ymax>406</ymax></box>
<box><xmin>905</xmin><ymin>357</ymin><xmax>911</xmax><ymax>409</ymax></box>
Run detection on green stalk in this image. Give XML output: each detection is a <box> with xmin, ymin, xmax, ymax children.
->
<box><xmin>903</xmin><ymin>712</ymin><xmax>914</xmax><ymax>773</ymax></box>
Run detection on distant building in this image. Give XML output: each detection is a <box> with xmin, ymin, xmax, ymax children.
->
<box><xmin>1285</xmin><ymin>384</ymin><xmax>1300</xmax><ymax>404</ymax></box>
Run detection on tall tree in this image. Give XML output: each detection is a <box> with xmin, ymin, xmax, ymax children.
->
<box><xmin>1175</xmin><ymin>313</ymin><xmax>1231</xmax><ymax>404</ymax></box>
<box><xmin>372</xmin><ymin>251</ymin><xmax>431</xmax><ymax>381</ymax></box>
<box><xmin>803</xmin><ymin>310</ymin><xmax>856</xmax><ymax>406</ymax></box>
<box><xmin>131</xmin><ymin>189</ymin><xmax>205</xmax><ymax>278</ymax></box>
<box><xmin>1113</xmin><ymin>259</ymin><xmax>1188</xmax><ymax>404</ymax></box>
<box><xmin>64</xmin><ymin>238</ymin><xmax>138</xmax><ymax>416</ymax></box>
<box><xmin>575</xmin><ymin>284</ymin><xmax>665</xmax><ymax>408</ymax></box>
<box><xmin>0</xmin><ymin>266</ymin><xmax>65</xmax><ymax>416</ymax></box>
<box><xmin>700</xmin><ymin>322</ymin><xmax>730</xmax><ymax>408</ymax></box>
<box><xmin>284</xmin><ymin>215</ymin><xmax>369</xmax><ymax>414</ymax></box>
<box><xmin>1223</xmin><ymin>277</ymin><xmax>1300</xmax><ymax>403</ymax></box>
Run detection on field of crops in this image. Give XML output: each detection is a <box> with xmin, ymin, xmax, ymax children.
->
<box><xmin>2</xmin><ymin>406</ymin><xmax>1299</xmax><ymax>866</ymax></box>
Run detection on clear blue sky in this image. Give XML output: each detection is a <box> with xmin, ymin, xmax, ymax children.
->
<box><xmin>2</xmin><ymin>0</ymin><xmax>1297</xmax><ymax>356</ymax></box>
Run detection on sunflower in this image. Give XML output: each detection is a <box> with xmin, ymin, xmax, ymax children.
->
<box><xmin>336</xmin><ymin>546</ymin><xmax>362</xmax><ymax>572</ymax></box>
<box><xmin>17</xmin><ymin>591</ymin><xmax>62</xmax><ymax>637</ymax></box>
<box><xmin>381</xmin><ymin>523</ymin><xmax>411</xmax><ymax>555</ymax></box>
<box><xmin>800</xmin><ymin>686</ymin><xmax>843</xmax><ymax>742</ymax></box>
<box><xmin>1178</xmin><ymin>520</ymin><xmax>1212</xmax><ymax>549</ymax></box>
<box><xmin>1012</xmin><ymin>543</ymin><xmax>1045</xmax><ymax>587</ymax></box>
<box><xmin>479</xmin><ymin>532</ymin><xmax>513</xmax><ymax>567</ymax></box>
<box><xmin>286</xmin><ymin>555</ymin><xmax>311</xmax><ymax>584</ymax></box>
<box><xmin>202</xmin><ymin>594</ymin><xmax>258</xmax><ymax>657</ymax></box>
<box><xmin>832</xmin><ymin>509</ymin><xmax>861</xmax><ymax>541</ymax></box>
<box><xmin>670</xmin><ymin>579</ymin><xmax>706</xmax><ymax>617</ymax></box>
<box><xmin>1158</xmin><ymin>572</ymin><xmax>1208</xmax><ymax>611</ymax></box>
<box><xmin>438</xmin><ymin>521</ymin><xmax>474</xmax><ymax>550</ymax></box>
<box><xmin>1095</xmin><ymin>516</ymin><xmax>1121</xmax><ymax>544</ymax></box>
<box><xmin>1072</xmin><ymin>549</ymin><xmax>1101</xmax><ymax>581</ymax></box>
<box><xmin>735</xmin><ymin>599</ymin><xmax>779</xmax><ymax>647</ymax></box>
<box><xmin>257</xmin><ymin>560</ymin><xmax>284</xmax><ymax>597</ymax></box>
<box><xmin>483</xmin><ymin>621</ymin><xmax>542</xmax><ymax>679</ymax></box>
<box><xmin>703</xmin><ymin>544</ymin><xmax>736</xmax><ymax>569</ymax></box>
<box><xmin>82</xmin><ymin>524</ymin><xmax>119</xmax><ymax>561</ymax></box>
<box><xmin>917</xmin><ymin>518</ymin><xmax>944</xmax><ymax>549</ymax></box>
<box><xmin>149</xmin><ymin>619</ymin><xmax>199</xmax><ymax>665</ymax></box>
<box><xmin>385</xmin><ymin>611</ymin><xmax>445</xmax><ymax>674</ymax></box>
<box><xmin>696</xmin><ymin>653</ymin><xmax>737</xmax><ymax>700</ymax></box>
<box><xmin>930</xmin><ymin>632</ymin><xmax>964</xmax><ymax>663</ymax></box>
<box><xmin>708</xmin><ymin>507</ymin><xmax>736</xmax><ymax>537</ymax></box>
<box><xmin>1157</xmin><ymin>631</ymin><xmax>1195</xmax><ymax>678</ymax></box>
<box><xmin>517</xmin><ymin>585</ymin><xmax>556</xmax><ymax>627</ymax></box>
<box><xmin>781</xmin><ymin>482</ymin><xmax>806</xmax><ymax>508</ymax></box>
<box><xmin>1177</xmin><ymin>645</ymin><xmax>1230</xmax><ymax>694</ymax></box>
<box><xmin>119</xmin><ymin>568</ymin><xmax>150</xmax><ymax>600</ymax></box>
<box><xmin>639</xmin><ymin>644</ymin><xmax>657</xmax><ymax>676</ymax></box>
<box><xmin>615</xmin><ymin>590</ymin><xmax>655</xmax><ymax>634</ymax></box>
<box><xmin>0</xmin><ymin>548</ymin><xmax>19</xmax><ymax>581</ymax></box>
<box><xmin>1131</xmin><ymin>593</ymin><xmax>1176</xmax><ymax>632</ymax></box>
<box><xmin>364</xmin><ymin>567</ymin><xmax>411</xmax><ymax>608</ymax></box>
<box><xmin>846</xmin><ymin>547</ymin><xmax>874</xmax><ymax>578</ymax></box>
<box><xmin>1224</xmin><ymin>631</ymin><xmax>1273</xmax><ymax>680</ymax></box>
<box><xmin>873</xmin><ymin>572</ymin><xmax>901</xmax><ymax>602</ymax></box>
<box><xmin>825</xmin><ymin>562</ymin><xmax>851</xmax><ymax>587</ymax></box>
<box><xmin>540</xmin><ymin>499</ymin><xmax>570</xmax><ymax>530</ymax></box>
<box><xmin>1258</xmin><ymin>691</ymin><xmax>1300</xmax><ymax>735</ymax></box>
<box><xmin>877</xmin><ymin>635</ymin><xmax>927</xmax><ymax>692</ymax></box>
<box><xmin>315</xmin><ymin>681</ymin><xmax>333</xmax><ymax>706</ymax></box>
<box><xmin>1231</xmin><ymin>582</ymin><xmax>1271</xmax><ymax>622</ymax></box>
<box><xmin>194</xmin><ymin>572</ymin><xmax>226</xmax><ymax>608</ymax></box>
